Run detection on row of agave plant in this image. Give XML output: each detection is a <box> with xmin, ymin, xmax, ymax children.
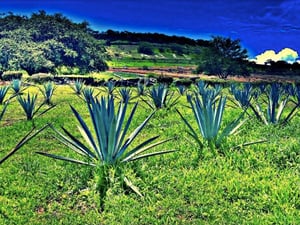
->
<box><xmin>1</xmin><ymin>79</ymin><xmax>299</xmax><ymax>208</ymax></box>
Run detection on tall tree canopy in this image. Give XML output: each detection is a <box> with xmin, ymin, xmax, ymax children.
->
<box><xmin>196</xmin><ymin>36</ymin><xmax>250</xmax><ymax>79</ymax></box>
<box><xmin>0</xmin><ymin>11</ymin><xmax>108</xmax><ymax>75</ymax></box>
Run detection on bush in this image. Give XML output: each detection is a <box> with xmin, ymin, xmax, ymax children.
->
<box><xmin>157</xmin><ymin>76</ymin><xmax>173</xmax><ymax>85</ymax></box>
<box><xmin>26</xmin><ymin>73</ymin><xmax>54</xmax><ymax>84</ymax></box>
<box><xmin>138</xmin><ymin>42</ymin><xmax>154</xmax><ymax>55</ymax></box>
<box><xmin>55</xmin><ymin>66</ymin><xmax>81</xmax><ymax>75</ymax></box>
<box><xmin>1</xmin><ymin>71</ymin><xmax>23</xmax><ymax>81</ymax></box>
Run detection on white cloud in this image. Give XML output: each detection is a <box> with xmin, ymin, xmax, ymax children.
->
<box><xmin>255</xmin><ymin>48</ymin><xmax>298</xmax><ymax>64</ymax></box>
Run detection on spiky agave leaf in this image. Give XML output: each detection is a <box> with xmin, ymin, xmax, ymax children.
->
<box><xmin>0</xmin><ymin>101</ymin><xmax>8</xmax><ymax>121</ymax></box>
<box><xmin>72</xmin><ymin>79</ymin><xmax>84</xmax><ymax>95</ymax></box>
<box><xmin>178</xmin><ymin>92</ymin><xmax>245</xmax><ymax>150</ymax></box>
<box><xmin>118</xmin><ymin>88</ymin><xmax>131</xmax><ymax>103</ymax></box>
<box><xmin>0</xmin><ymin>85</ymin><xmax>9</xmax><ymax>104</ymax></box>
<box><xmin>0</xmin><ymin>124</ymin><xmax>49</xmax><ymax>165</ymax></box>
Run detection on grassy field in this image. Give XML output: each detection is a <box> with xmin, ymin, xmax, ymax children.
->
<box><xmin>0</xmin><ymin>82</ymin><xmax>300</xmax><ymax>224</ymax></box>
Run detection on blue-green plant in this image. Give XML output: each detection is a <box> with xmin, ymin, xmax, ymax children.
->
<box><xmin>0</xmin><ymin>85</ymin><xmax>10</xmax><ymax>104</ymax></box>
<box><xmin>195</xmin><ymin>80</ymin><xmax>222</xmax><ymax>104</ymax></box>
<box><xmin>72</xmin><ymin>79</ymin><xmax>84</xmax><ymax>95</ymax></box>
<box><xmin>253</xmin><ymin>83</ymin><xmax>297</xmax><ymax>125</ymax></box>
<box><xmin>177</xmin><ymin>85</ymin><xmax>186</xmax><ymax>95</ymax></box>
<box><xmin>82</xmin><ymin>86</ymin><xmax>98</xmax><ymax>104</ymax></box>
<box><xmin>17</xmin><ymin>93</ymin><xmax>55</xmax><ymax>121</ymax></box>
<box><xmin>104</xmin><ymin>80</ymin><xmax>115</xmax><ymax>96</ymax></box>
<box><xmin>40</xmin><ymin>81</ymin><xmax>55</xmax><ymax>105</ymax></box>
<box><xmin>230</xmin><ymin>83</ymin><xmax>255</xmax><ymax>109</ymax></box>
<box><xmin>118</xmin><ymin>88</ymin><xmax>132</xmax><ymax>103</ymax></box>
<box><xmin>11</xmin><ymin>79</ymin><xmax>22</xmax><ymax>94</ymax></box>
<box><xmin>137</xmin><ymin>81</ymin><xmax>145</xmax><ymax>96</ymax></box>
<box><xmin>177</xmin><ymin>93</ymin><xmax>246</xmax><ymax>151</ymax></box>
<box><xmin>36</xmin><ymin>95</ymin><xmax>174</xmax><ymax>199</ymax></box>
<box><xmin>145</xmin><ymin>84</ymin><xmax>179</xmax><ymax>109</ymax></box>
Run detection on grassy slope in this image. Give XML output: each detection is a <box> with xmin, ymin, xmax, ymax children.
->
<box><xmin>106</xmin><ymin>43</ymin><xmax>198</xmax><ymax>68</ymax></box>
<box><xmin>0</xmin><ymin>84</ymin><xmax>300</xmax><ymax>224</ymax></box>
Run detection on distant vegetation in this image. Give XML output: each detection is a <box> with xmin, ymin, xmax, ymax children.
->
<box><xmin>0</xmin><ymin>11</ymin><xmax>108</xmax><ymax>75</ymax></box>
<box><xmin>0</xmin><ymin>11</ymin><xmax>299</xmax><ymax>79</ymax></box>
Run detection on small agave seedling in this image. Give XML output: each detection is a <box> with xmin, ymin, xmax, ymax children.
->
<box><xmin>177</xmin><ymin>85</ymin><xmax>186</xmax><ymax>96</ymax></box>
<box><xmin>253</xmin><ymin>83</ymin><xmax>297</xmax><ymax>125</ymax></box>
<box><xmin>230</xmin><ymin>83</ymin><xmax>255</xmax><ymax>110</ymax></box>
<box><xmin>40</xmin><ymin>81</ymin><xmax>55</xmax><ymax>105</ymax></box>
<box><xmin>36</xmin><ymin>95</ymin><xmax>174</xmax><ymax>199</ymax></box>
<box><xmin>72</xmin><ymin>79</ymin><xmax>85</xmax><ymax>95</ymax></box>
<box><xmin>177</xmin><ymin>93</ymin><xmax>246</xmax><ymax>152</ymax></box>
<box><xmin>11</xmin><ymin>79</ymin><xmax>23</xmax><ymax>94</ymax></box>
<box><xmin>118</xmin><ymin>88</ymin><xmax>132</xmax><ymax>103</ymax></box>
<box><xmin>136</xmin><ymin>81</ymin><xmax>145</xmax><ymax>96</ymax></box>
<box><xmin>145</xmin><ymin>83</ymin><xmax>179</xmax><ymax>110</ymax></box>
<box><xmin>18</xmin><ymin>93</ymin><xmax>55</xmax><ymax>121</ymax></box>
<box><xmin>104</xmin><ymin>80</ymin><xmax>116</xmax><ymax>96</ymax></box>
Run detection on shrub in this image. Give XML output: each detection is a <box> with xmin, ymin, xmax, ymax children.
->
<box><xmin>26</xmin><ymin>73</ymin><xmax>54</xmax><ymax>84</ymax></box>
<box><xmin>1</xmin><ymin>71</ymin><xmax>23</xmax><ymax>81</ymax></box>
<box><xmin>138</xmin><ymin>42</ymin><xmax>154</xmax><ymax>55</ymax></box>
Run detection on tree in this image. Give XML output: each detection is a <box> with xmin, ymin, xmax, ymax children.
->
<box><xmin>138</xmin><ymin>42</ymin><xmax>154</xmax><ymax>55</ymax></box>
<box><xmin>196</xmin><ymin>36</ymin><xmax>250</xmax><ymax>79</ymax></box>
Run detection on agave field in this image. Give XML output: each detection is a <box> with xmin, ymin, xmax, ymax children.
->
<box><xmin>0</xmin><ymin>78</ymin><xmax>300</xmax><ymax>224</ymax></box>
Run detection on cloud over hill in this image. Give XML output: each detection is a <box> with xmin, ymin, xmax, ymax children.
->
<box><xmin>255</xmin><ymin>48</ymin><xmax>298</xmax><ymax>64</ymax></box>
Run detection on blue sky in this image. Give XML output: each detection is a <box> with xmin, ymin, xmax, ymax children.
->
<box><xmin>0</xmin><ymin>0</ymin><xmax>299</xmax><ymax>59</ymax></box>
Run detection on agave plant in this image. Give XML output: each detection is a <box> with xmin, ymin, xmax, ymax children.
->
<box><xmin>104</xmin><ymin>80</ymin><xmax>116</xmax><ymax>96</ymax></box>
<box><xmin>177</xmin><ymin>85</ymin><xmax>186</xmax><ymax>96</ymax></box>
<box><xmin>36</xmin><ymin>95</ymin><xmax>174</xmax><ymax>198</ymax></box>
<box><xmin>195</xmin><ymin>80</ymin><xmax>222</xmax><ymax>104</ymax></box>
<box><xmin>118</xmin><ymin>88</ymin><xmax>132</xmax><ymax>103</ymax></box>
<box><xmin>253</xmin><ymin>83</ymin><xmax>297</xmax><ymax>125</ymax></box>
<box><xmin>136</xmin><ymin>81</ymin><xmax>145</xmax><ymax>96</ymax></box>
<box><xmin>230</xmin><ymin>83</ymin><xmax>255</xmax><ymax>110</ymax></box>
<box><xmin>40</xmin><ymin>81</ymin><xmax>55</xmax><ymax>105</ymax></box>
<box><xmin>0</xmin><ymin>85</ymin><xmax>10</xmax><ymax>104</ymax></box>
<box><xmin>11</xmin><ymin>79</ymin><xmax>22</xmax><ymax>94</ymax></box>
<box><xmin>72</xmin><ymin>79</ymin><xmax>84</xmax><ymax>95</ymax></box>
<box><xmin>18</xmin><ymin>93</ymin><xmax>55</xmax><ymax>121</ymax></box>
<box><xmin>177</xmin><ymin>93</ymin><xmax>246</xmax><ymax>151</ymax></box>
<box><xmin>145</xmin><ymin>83</ymin><xmax>179</xmax><ymax>110</ymax></box>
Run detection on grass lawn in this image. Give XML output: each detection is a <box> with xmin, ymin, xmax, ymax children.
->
<box><xmin>0</xmin><ymin>82</ymin><xmax>300</xmax><ymax>224</ymax></box>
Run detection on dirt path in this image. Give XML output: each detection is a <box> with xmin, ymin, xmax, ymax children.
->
<box><xmin>110</xmin><ymin>67</ymin><xmax>300</xmax><ymax>83</ymax></box>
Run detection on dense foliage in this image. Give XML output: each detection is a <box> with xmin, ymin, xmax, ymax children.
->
<box><xmin>0</xmin><ymin>11</ymin><xmax>108</xmax><ymax>75</ymax></box>
<box><xmin>196</xmin><ymin>36</ymin><xmax>251</xmax><ymax>78</ymax></box>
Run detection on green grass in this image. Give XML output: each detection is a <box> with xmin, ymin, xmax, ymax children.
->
<box><xmin>0</xmin><ymin>83</ymin><xmax>300</xmax><ymax>224</ymax></box>
<box><xmin>108</xmin><ymin>58</ymin><xmax>196</xmax><ymax>68</ymax></box>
